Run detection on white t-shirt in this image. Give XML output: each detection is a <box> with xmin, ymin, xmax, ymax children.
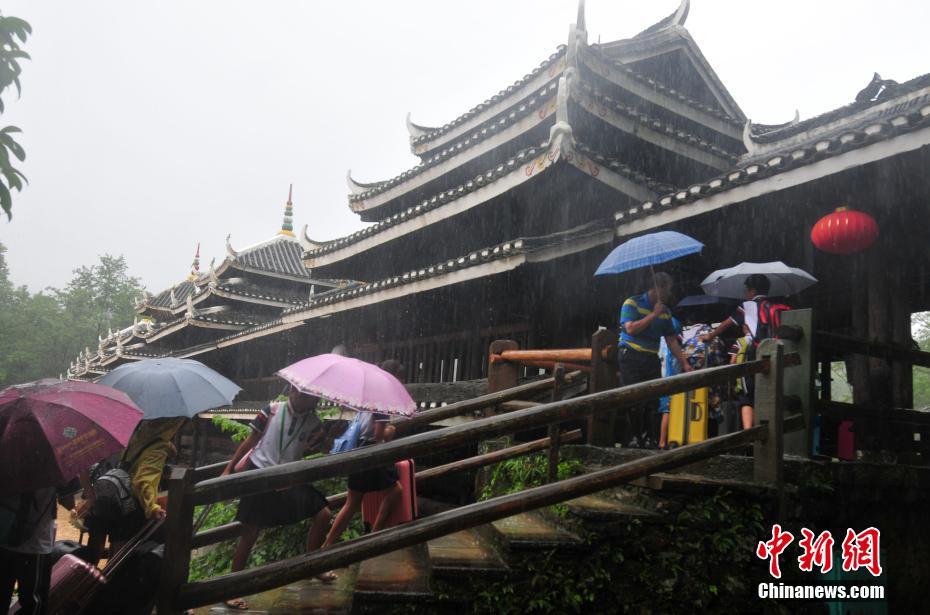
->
<box><xmin>248</xmin><ymin>401</ymin><xmax>322</xmax><ymax>469</ymax></box>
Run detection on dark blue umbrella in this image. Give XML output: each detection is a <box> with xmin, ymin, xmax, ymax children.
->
<box><xmin>594</xmin><ymin>231</ymin><xmax>703</xmax><ymax>276</ymax></box>
<box><xmin>98</xmin><ymin>358</ymin><xmax>241</xmax><ymax>419</ymax></box>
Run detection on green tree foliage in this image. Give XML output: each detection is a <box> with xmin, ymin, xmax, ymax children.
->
<box><xmin>913</xmin><ymin>312</ymin><xmax>930</xmax><ymax>409</ymax></box>
<box><xmin>0</xmin><ymin>241</ymin><xmax>144</xmax><ymax>387</ymax></box>
<box><xmin>0</xmin><ymin>13</ymin><xmax>31</xmax><ymax>218</ymax></box>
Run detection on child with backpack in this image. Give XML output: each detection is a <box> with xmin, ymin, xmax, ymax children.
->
<box><xmin>698</xmin><ymin>274</ymin><xmax>791</xmax><ymax>430</ymax></box>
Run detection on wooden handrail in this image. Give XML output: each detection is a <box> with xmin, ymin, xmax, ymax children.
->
<box><xmin>814</xmin><ymin>331</ymin><xmax>930</xmax><ymax>368</ymax></box>
<box><xmin>176</xmin><ymin>426</ymin><xmax>764</xmax><ymax>610</ymax></box>
<box><xmin>392</xmin><ymin>370</ymin><xmax>584</xmax><ymax>433</ymax></box>
<box><xmin>190</xmin><ymin>429</ymin><xmax>582</xmax><ymax>550</ymax></box>
<box><xmin>188</xmin><ymin>359</ymin><xmax>774</xmax><ymax>507</ymax></box>
<box><xmin>491</xmin><ymin>348</ymin><xmax>614</xmax><ymax>363</ymax></box>
<box><xmin>816</xmin><ymin>400</ymin><xmax>930</xmax><ymax>426</ymax></box>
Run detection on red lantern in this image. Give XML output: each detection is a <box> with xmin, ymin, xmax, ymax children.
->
<box><xmin>810</xmin><ymin>207</ymin><xmax>879</xmax><ymax>254</ymax></box>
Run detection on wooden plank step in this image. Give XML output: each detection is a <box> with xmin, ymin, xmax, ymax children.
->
<box><xmin>352</xmin><ymin>543</ymin><xmax>433</xmax><ymax>602</ymax></box>
<box><xmin>192</xmin><ymin>565</ymin><xmax>357</xmax><ymax>614</ymax></box>
<box><xmin>564</xmin><ymin>494</ymin><xmax>659</xmax><ymax>522</ymax></box>
<box><xmin>490</xmin><ymin>511</ymin><xmax>582</xmax><ymax>551</ymax></box>
<box><xmin>427</xmin><ymin>528</ymin><xmax>509</xmax><ymax>577</ymax></box>
<box><xmin>632</xmin><ymin>471</ymin><xmax>777</xmax><ymax>496</ymax></box>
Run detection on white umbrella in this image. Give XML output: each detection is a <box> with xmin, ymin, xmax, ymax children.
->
<box><xmin>700</xmin><ymin>261</ymin><xmax>817</xmax><ymax>299</ymax></box>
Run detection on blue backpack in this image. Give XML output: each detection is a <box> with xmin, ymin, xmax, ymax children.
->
<box><xmin>331</xmin><ymin>414</ymin><xmax>364</xmax><ymax>453</ymax></box>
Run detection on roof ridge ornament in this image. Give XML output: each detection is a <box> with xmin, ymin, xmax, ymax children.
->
<box><xmin>576</xmin><ymin>0</ymin><xmax>586</xmax><ymax>33</ymax></box>
<box><xmin>405</xmin><ymin>112</ymin><xmax>437</xmax><ymax>140</ymax></box>
<box><xmin>634</xmin><ymin>0</ymin><xmax>690</xmax><ymax>38</ymax></box>
<box><xmin>208</xmin><ymin>258</ymin><xmax>219</xmax><ymax>287</ymax></box>
<box><xmin>346</xmin><ymin>170</ymin><xmax>384</xmax><ymax>196</ymax></box>
<box><xmin>742</xmin><ymin>119</ymin><xmax>758</xmax><ymax>156</ymax></box>
<box><xmin>185</xmin><ymin>293</ymin><xmax>195</xmax><ymax>318</ymax></box>
<box><xmin>188</xmin><ymin>242</ymin><xmax>201</xmax><ymax>280</ymax></box>
<box><xmin>300</xmin><ymin>224</ymin><xmax>324</xmax><ymax>251</ymax></box>
<box><xmin>170</xmin><ymin>285</ymin><xmax>178</xmax><ymax>306</ymax></box>
<box><xmin>226</xmin><ymin>234</ymin><xmax>238</xmax><ymax>258</ymax></box>
<box><xmin>278</xmin><ymin>184</ymin><xmax>296</xmax><ymax>237</ymax></box>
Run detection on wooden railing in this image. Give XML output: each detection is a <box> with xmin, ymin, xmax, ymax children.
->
<box><xmin>156</xmin><ymin>340</ymin><xmax>801</xmax><ymax>613</ymax></box>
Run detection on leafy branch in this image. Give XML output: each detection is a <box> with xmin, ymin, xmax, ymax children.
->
<box><xmin>0</xmin><ymin>13</ymin><xmax>31</xmax><ymax>219</ymax></box>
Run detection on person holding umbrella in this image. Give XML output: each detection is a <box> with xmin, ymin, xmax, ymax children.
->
<box><xmin>0</xmin><ymin>379</ymin><xmax>144</xmax><ymax>615</ymax></box>
<box><xmin>618</xmin><ymin>272</ymin><xmax>693</xmax><ymax>448</ymax></box>
<box><xmin>82</xmin><ymin>358</ymin><xmax>240</xmax><ymax>562</ymax></box>
<box><xmin>595</xmin><ymin>231</ymin><xmax>703</xmax><ymax>448</ymax></box>
<box><xmin>220</xmin><ymin>385</ymin><xmax>333</xmax><ymax>609</ymax></box>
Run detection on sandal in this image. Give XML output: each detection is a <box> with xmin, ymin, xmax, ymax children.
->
<box><xmin>315</xmin><ymin>570</ymin><xmax>338</xmax><ymax>583</ymax></box>
<box><xmin>224</xmin><ymin>598</ymin><xmax>249</xmax><ymax>610</ymax></box>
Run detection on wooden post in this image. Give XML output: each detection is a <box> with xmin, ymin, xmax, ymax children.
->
<box><xmin>753</xmin><ymin>340</ymin><xmax>785</xmax><ymax>492</ymax></box>
<box><xmin>587</xmin><ymin>328</ymin><xmax>619</xmax><ymax>446</ymax></box>
<box><xmin>487</xmin><ymin>340</ymin><xmax>519</xmax><ymax>415</ymax></box>
<box><xmin>156</xmin><ymin>467</ymin><xmax>195</xmax><ymax>615</ymax></box>
<box><xmin>780</xmin><ymin>309</ymin><xmax>813</xmax><ymax>457</ymax></box>
<box><xmin>546</xmin><ymin>364</ymin><xmax>565</xmax><ymax>483</ymax></box>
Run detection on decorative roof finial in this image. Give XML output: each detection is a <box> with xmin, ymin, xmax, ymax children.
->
<box><xmin>186</xmin><ymin>293</ymin><xmax>195</xmax><ymax>318</ymax></box>
<box><xmin>208</xmin><ymin>258</ymin><xmax>219</xmax><ymax>287</ymax></box>
<box><xmin>278</xmin><ymin>184</ymin><xmax>295</xmax><ymax>237</ymax></box>
<box><xmin>170</xmin><ymin>285</ymin><xmax>178</xmax><ymax>306</ymax></box>
<box><xmin>226</xmin><ymin>234</ymin><xmax>238</xmax><ymax>258</ymax></box>
<box><xmin>576</xmin><ymin>0</ymin><xmax>586</xmax><ymax>32</ymax></box>
<box><xmin>187</xmin><ymin>242</ymin><xmax>201</xmax><ymax>281</ymax></box>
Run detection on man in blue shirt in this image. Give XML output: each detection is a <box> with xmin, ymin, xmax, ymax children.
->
<box><xmin>618</xmin><ymin>272</ymin><xmax>692</xmax><ymax>448</ymax></box>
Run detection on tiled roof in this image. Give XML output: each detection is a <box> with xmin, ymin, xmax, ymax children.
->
<box><xmin>574</xmin><ymin>80</ymin><xmax>740</xmax><ymax>160</ymax></box>
<box><xmin>232</xmin><ymin>236</ymin><xmax>310</xmax><ymax>279</ymax></box>
<box><xmin>310</xmin><ymin>139</ymin><xmax>671</xmax><ymax>260</ymax></box>
<box><xmin>410</xmin><ymin>47</ymin><xmax>566</xmax><ymax>147</ymax></box>
<box><xmin>748</xmin><ymin>72</ymin><xmax>930</xmax><ymax>145</ymax></box>
<box><xmin>147</xmin><ymin>280</ymin><xmax>197</xmax><ymax>309</ymax></box>
<box><xmin>582</xmin><ymin>45</ymin><xmax>741</xmax><ymax>126</ymax></box>
<box><xmin>619</xmin><ymin>92</ymin><xmax>930</xmax><ymax>226</ymax></box>
<box><xmin>351</xmin><ymin>80</ymin><xmax>559</xmax><ymax>204</ymax></box>
<box><xmin>213</xmin><ymin>282</ymin><xmax>306</xmax><ymax>305</ymax></box>
<box><xmin>192</xmin><ymin>311</ymin><xmax>266</xmax><ymax>328</ymax></box>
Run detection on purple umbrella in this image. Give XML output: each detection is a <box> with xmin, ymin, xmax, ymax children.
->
<box><xmin>0</xmin><ymin>379</ymin><xmax>143</xmax><ymax>496</ymax></box>
<box><xmin>277</xmin><ymin>354</ymin><xmax>416</xmax><ymax>417</ymax></box>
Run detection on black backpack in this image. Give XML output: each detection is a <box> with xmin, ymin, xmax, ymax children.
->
<box><xmin>92</xmin><ymin>438</ymin><xmax>161</xmax><ymax>521</ymax></box>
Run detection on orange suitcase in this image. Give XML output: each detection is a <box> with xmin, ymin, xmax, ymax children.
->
<box><xmin>361</xmin><ymin>459</ymin><xmax>417</xmax><ymax>530</ymax></box>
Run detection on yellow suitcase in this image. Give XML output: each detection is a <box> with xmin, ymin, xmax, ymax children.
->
<box><xmin>668</xmin><ymin>387</ymin><xmax>709</xmax><ymax>447</ymax></box>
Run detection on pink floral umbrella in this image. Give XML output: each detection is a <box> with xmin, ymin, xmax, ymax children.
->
<box><xmin>0</xmin><ymin>379</ymin><xmax>143</xmax><ymax>496</ymax></box>
<box><xmin>276</xmin><ymin>354</ymin><xmax>416</xmax><ymax>417</ymax></box>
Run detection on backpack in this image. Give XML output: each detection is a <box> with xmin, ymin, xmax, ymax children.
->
<box><xmin>92</xmin><ymin>437</ymin><xmax>162</xmax><ymax>521</ymax></box>
<box><xmin>754</xmin><ymin>299</ymin><xmax>791</xmax><ymax>343</ymax></box>
<box><xmin>331</xmin><ymin>413</ymin><xmax>364</xmax><ymax>454</ymax></box>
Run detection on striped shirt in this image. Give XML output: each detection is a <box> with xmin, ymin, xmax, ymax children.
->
<box><xmin>618</xmin><ymin>292</ymin><xmax>679</xmax><ymax>354</ymax></box>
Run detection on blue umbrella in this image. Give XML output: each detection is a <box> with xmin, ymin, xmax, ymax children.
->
<box><xmin>98</xmin><ymin>357</ymin><xmax>241</xmax><ymax>419</ymax></box>
<box><xmin>594</xmin><ymin>231</ymin><xmax>704</xmax><ymax>276</ymax></box>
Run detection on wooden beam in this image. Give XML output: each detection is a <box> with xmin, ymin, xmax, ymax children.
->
<box><xmin>816</xmin><ymin>400</ymin><xmax>930</xmax><ymax>426</ymax></box>
<box><xmin>177</xmin><ymin>427</ymin><xmax>764</xmax><ymax>610</ymax></box>
<box><xmin>814</xmin><ymin>331</ymin><xmax>930</xmax><ymax>368</ymax></box>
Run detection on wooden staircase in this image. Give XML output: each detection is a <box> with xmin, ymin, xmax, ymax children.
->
<box><xmin>190</xmin><ymin>487</ymin><xmax>674</xmax><ymax>614</ymax></box>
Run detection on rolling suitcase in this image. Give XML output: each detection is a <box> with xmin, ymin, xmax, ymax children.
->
<box><xmin>837</xmin><ymin>420</ymin><xmax>855</xmax><ymax>460</ymax></box>
<box><xmin>13</xmin><ymin>519</ymin><xmax>163</xmax><ymax>615</ymax></box>
<box><xmin>668</xmin><ymin>388</ymin><xmax>709</xmax><ymax>448</ymax></box>
<box><xmin>361</xmin><ymin>459</ymin><xmax>417</xmax><ymax>530</ymax></box>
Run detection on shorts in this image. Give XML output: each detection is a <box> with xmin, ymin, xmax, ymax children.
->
<box><xmin>347</xmin><ymin>465</ymin><xmax>399</xmax><ymax>494</ymax></box>
<box><xmin>235</xmin><ymin>463</ymin><xmax>328</xmax><ymax>528</ymax></box>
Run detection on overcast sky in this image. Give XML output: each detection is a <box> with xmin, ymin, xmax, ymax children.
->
<box><xmin>2</xmin><ymin>0</ymin><xmax>928</xmax><ymax>293</ymax></box>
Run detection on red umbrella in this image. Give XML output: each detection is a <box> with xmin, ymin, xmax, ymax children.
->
<box><xmin>0</xmin><ymin>379</ymin><xmax>143</xmax><ymax>496</ymax></box>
